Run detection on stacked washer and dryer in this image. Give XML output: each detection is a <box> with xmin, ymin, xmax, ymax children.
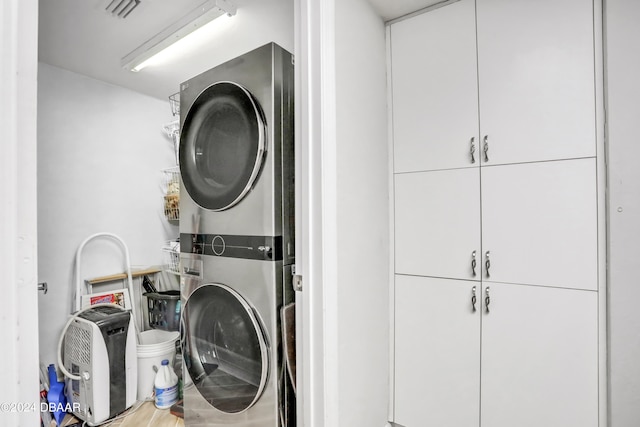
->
<box><xmin>178</xmin><ymin>43</ymin><xmax>295</xmax><ymax>427</ymax></box>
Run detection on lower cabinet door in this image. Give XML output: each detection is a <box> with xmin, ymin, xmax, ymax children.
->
<box><xmin>480</xmin><ymin>283</ymin><xmax>598</xmax><ymax>427</ymax></box>
<box><xmin>394</xmin><ymin>275</ymin><xmax>480</xmax><ymax>426</ymax></box>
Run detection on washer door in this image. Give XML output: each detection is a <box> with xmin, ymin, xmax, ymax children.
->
<box><xmin>179</xmin><ymin>81</ymin><xmax>266</xmax><ymax>211</ymax></box>
<box><xmin>183</xmin><ymin>284</ymin><xmax>269</xmax><ymax>413</ymax></box>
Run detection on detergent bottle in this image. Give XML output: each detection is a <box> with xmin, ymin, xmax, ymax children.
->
<box><xmin>154</xmin><ymin>359</ymin><xmax>178</xmax><ymax>409</ymax></box>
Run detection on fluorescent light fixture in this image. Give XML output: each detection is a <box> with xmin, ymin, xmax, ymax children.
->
<box><xmin>121</xmin><ymin>0</ymin><xmax>236</xmax><ymax>72</ymax></box>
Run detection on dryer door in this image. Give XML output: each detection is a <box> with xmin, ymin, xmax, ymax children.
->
<box><xmin>179</xmin><ymin>81</ymin><xmax>266</xmax><ymax>211</ymax></box>
<box><xmin>183</xmin><ymin>283</ymin><xmax>269</xmax><ymax>413</ymax></box>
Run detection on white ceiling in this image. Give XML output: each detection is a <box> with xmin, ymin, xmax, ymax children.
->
<box><xmin>368</xmin><ymin>0</ymin><xmax>444</xmax><ymax>21</ymax></box>
<box><xmin>38</xmin><ymin>0</ymin><xmax>441</xmax><ymax>101</ymax></box>
<box><xmin>38</xmin><ymin>0</ymin><xmax>295</xmax><ymax>101</ymax></box>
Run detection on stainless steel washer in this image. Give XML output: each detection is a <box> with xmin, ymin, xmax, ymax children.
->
<box><xmin>180</xmin><ymin>254</ymin><xmax>294</xmax><ymax>426</ymax></box>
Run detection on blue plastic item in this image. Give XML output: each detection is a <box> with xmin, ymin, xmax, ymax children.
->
<box><xmin>47</xmin><ymin>364</ymin><xmax>67</xmax><ymax>426</ymax></box>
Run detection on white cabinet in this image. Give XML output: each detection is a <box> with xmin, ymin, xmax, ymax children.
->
<box><xmin>390</xmin><ymin>0</ymin><xmax>601</xmax><ymax>426</ymax></box>
<box><xmin>394</xmin><ymin>168</ymin><xmax>480</xmax><ymax>281</ymax></box>
<box><xmin>476</xmin><ymin>0</ymin><xmax>596</xmax><ymax>165</ymax></box>
<box><xmin>481</xmin><ymin>159</ymin><xmax>598</xmax><ymax>290</ymax></box>
<box><xmin>481</xmin><ymin>283</ymin><xmax>598</xmax><ymax>427</ymax></box>
<box><xmin>394</xmin><ymin>277</ymin><xmax>599</xmax><ymax>427</ymax></box>
<box><xmin>394</xmin><ymin>275</ymin><xmax>480</xmax><ymax>427</ymax></box>
<box><xmin>395</xmin><ymin>159</ymin><xmax>597</xmax><ymax>289</ymax></box>
<box><xmin>390</xmin><ymin>0</ymin><xmax>596</xmax><ymax>171</ymax></box>
<box><xmin>391</xmin><ymin>0</ymin><xmax>480</xmax><ymax>173</ymax></box>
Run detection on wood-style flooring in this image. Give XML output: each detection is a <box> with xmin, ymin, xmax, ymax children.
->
<box><xmin>107</xmin><ymin>401</ymin><xmax>183</xmax><ymax>427</ymax></box>
<box><xmin>54</xmin><ymin>401</ymin><xmax>183</xmax><ymax>427</ymax></box>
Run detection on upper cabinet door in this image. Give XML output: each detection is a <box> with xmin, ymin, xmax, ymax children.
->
<box><xmin>390</xmin><ymin>0</ymin><xmax>480</xmax><ymax>173</ymax></box>
<box><xmin>476</xmin><ymin>0</ymin><xmax>596</xmax><ymax>165</ymax></box>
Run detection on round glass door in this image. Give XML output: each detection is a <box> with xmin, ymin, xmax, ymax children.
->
<box><xmin>179</xmin><ymin>81</ymin><xmax>266</xmax><ymax>211</ymax></box>
<box><xmin>182</xmin><ymin>284</ymin><xmax>269</xmax><ymax>413</ymax></box>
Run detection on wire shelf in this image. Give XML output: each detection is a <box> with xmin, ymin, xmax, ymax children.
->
<box><xmin>163</xmin><ymin>167</ymin><xmax>180</xmax><ymax>221</ymax></box>
<box><xmin>163</xmin><ymin>120</ymin><xmax>180</xmax><ymax>165</ymax></box>
<box><xmin>169</xmin><ymin>92</ymin><xmax>180</xmax><ymax>117</ymax></box>
<box><xmin>162</xmin><ymin>240</ymin><xmax>180</xmax><ymax>274</ymax></box>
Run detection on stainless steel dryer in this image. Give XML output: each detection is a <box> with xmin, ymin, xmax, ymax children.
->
<box><xmin>179</xmin><ymin>42</ymin><xmax>294</xmax><ymax>260</ymax></box>
<box><xmin>178</xmin><ymin>43</ymin><xmax>295</xmax><ymax>427</ymax></box>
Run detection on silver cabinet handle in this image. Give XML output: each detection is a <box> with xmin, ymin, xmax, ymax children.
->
<box><xmin>470</xmin><ymin>137</ymin><xmax>476</xmax><ymax>164</ymax></box>
<box><xmin>471</xmin><ymin>250</ymin><xmax>477</xmax><ymax>277</ymax></box>
<box><xmin>471</xmin><ymin>286</ymin><xmax>477</xmax><ymax>312</ymax></box>
<box><xmin>485</xmin><ymin>251</ymin><xmax>491</xmax><ymax>278</ymax></box>
<box><xmin>483</xmin><ymin>135</ymin><xmax>489</xmax><ymax>162</ymax></box>
<box><xmin>485</xmin><ymin>286</ymin><xmax>491</xmax><ymax>313</ymax></box>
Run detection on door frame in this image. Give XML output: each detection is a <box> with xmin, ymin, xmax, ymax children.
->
<box><xmin>0</xmin><ymin>0</ymin><xmax>40</xmax><ymax>424</ymax></box>
<box><xmin>294</xmin><ymin>0</ymin><xmax>339</xmax><ymax>425</ymax></box>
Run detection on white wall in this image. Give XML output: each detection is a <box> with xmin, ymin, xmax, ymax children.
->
<box><xmin>605</xmin><ymin>0</ymin><xmax>640</xmax><ymax>424</ymax></box>
<box><xmin>332</xmin><ymin>0</ymin><xmax>390</xmax><ymax>425</ymax></box>
<box><xmin>37</xmin><ymin>63</ymin><xmax>177</xmax><ymax>366</ymax></box>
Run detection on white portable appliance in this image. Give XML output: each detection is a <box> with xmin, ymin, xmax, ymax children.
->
<box><xmin>63</xmin><ymin>305</ymin><xmax>137</xmax><ymax>426</ymax></box>
<box><xmin>59</xmin><ymin>233</ymin><xmax>141</xmax><ymax>426</ymax></box>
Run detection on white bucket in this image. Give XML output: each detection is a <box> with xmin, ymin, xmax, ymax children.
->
<box><xmin>136</xmin><ymin>329</ymin><xmax>180</xmax><ymax>401</ymax></box>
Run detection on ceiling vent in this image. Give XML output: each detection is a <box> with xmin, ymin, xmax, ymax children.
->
<box><xmin>105</xmin><ymin>0</ymin><xmax>141</xmax><ymax>18</ymax></box>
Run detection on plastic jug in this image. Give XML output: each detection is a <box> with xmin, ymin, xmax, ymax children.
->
<box><xmin>154</xmin><ymin>359</ymin><xmax>178</xmax><ymax>409</ymax></box>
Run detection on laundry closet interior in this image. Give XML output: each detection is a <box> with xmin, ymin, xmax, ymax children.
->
<box><xmin>32</xmin><ymin>0</ymin><xmax>639</xmax><ymax>426</ymax></box>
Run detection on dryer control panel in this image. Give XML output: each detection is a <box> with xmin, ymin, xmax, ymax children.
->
<box><xmin>180</xmin><ymin>233</ymin><xmax>283</xmax><ymax>261</ymax></box>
